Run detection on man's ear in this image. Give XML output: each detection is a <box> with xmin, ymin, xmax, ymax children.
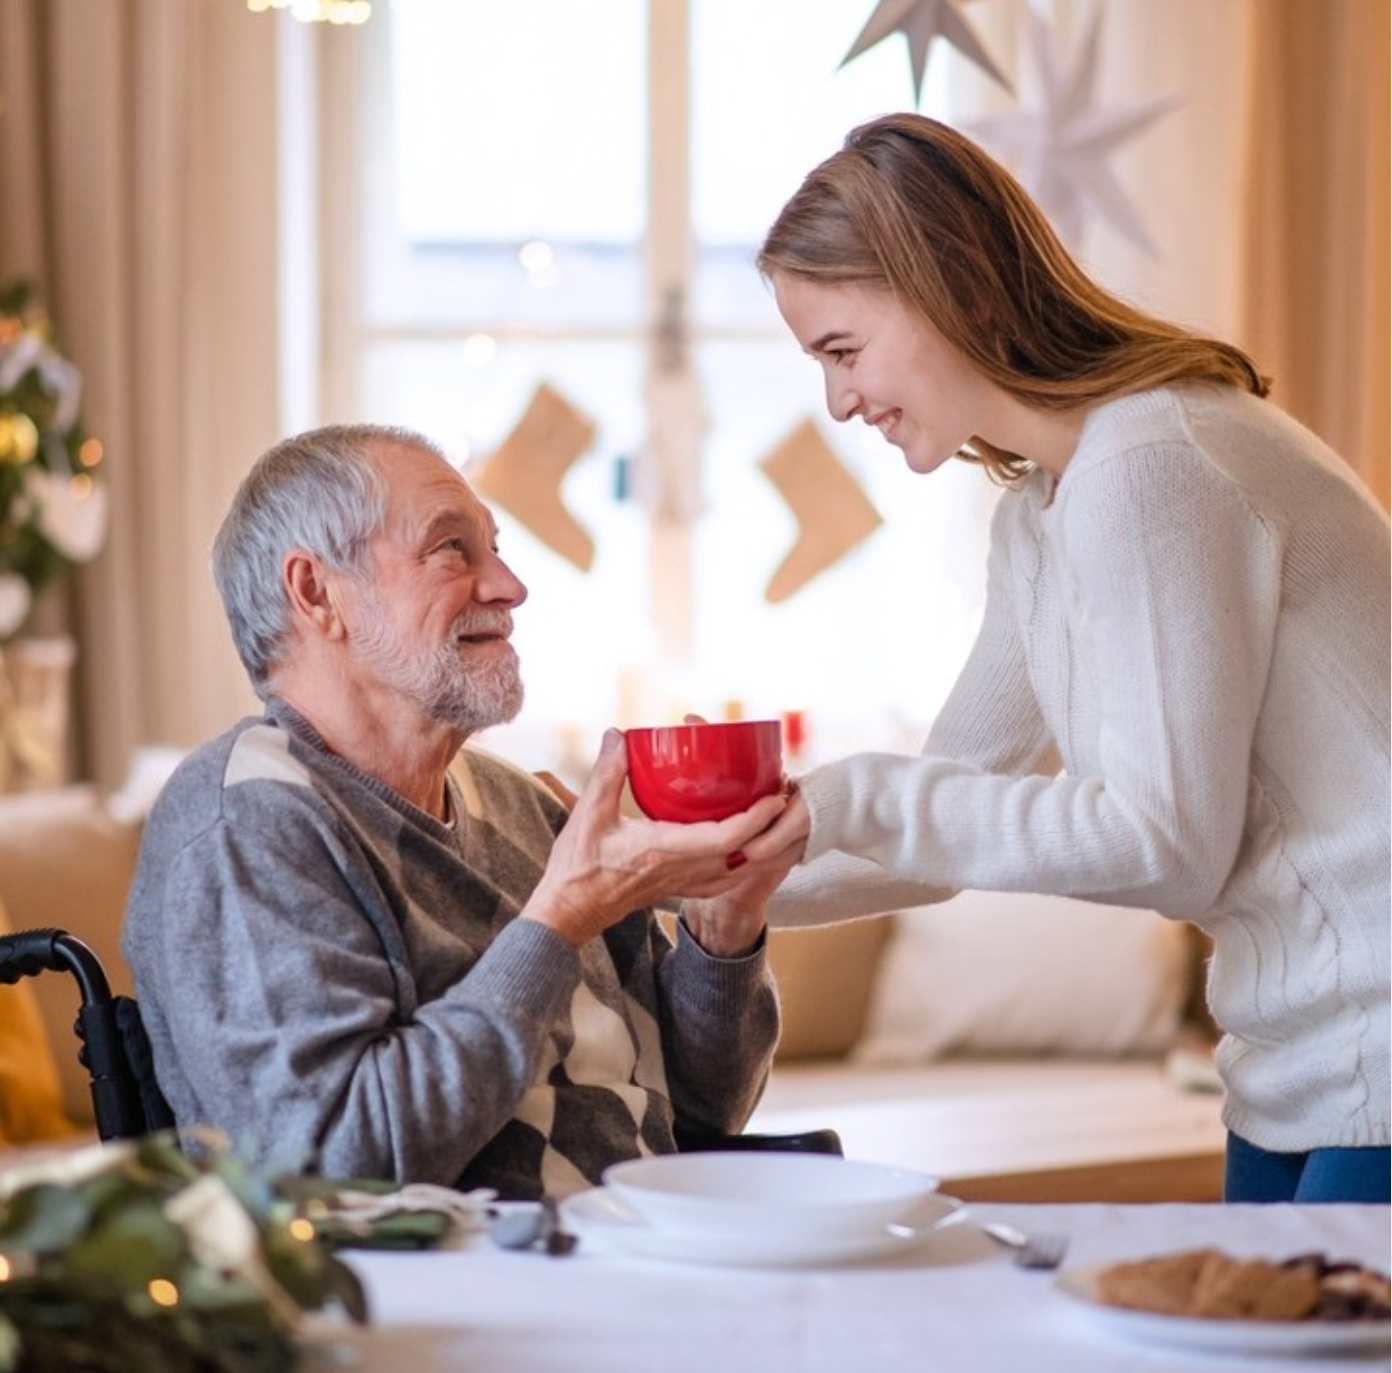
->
<box><xmin>283</xmin><ymin>551</ymin><xmax>349</xmax><ymax>641</ymax></box>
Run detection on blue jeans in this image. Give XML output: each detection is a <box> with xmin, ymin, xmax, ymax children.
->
<box><xmin>1225</xmin><ymin>1132</ymin><xmax>1391</xmax><ymax>1203</ymax></box>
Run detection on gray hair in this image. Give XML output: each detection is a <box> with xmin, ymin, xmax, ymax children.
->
<box><xmin>212</xmin><ymin>423</ymin><xmax>447</xmax><ymax>696</ymax></box>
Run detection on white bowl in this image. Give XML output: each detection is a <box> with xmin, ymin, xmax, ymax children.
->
<box><xmin>601</xmin><ymin>1152</ymin><xmax>940</xmax><ymax>1241</ymax></box>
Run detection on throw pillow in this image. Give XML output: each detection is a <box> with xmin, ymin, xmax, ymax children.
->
<box><xmin>0</xmin><ymin>893</ymin><xmax>79</xmax><ymax>1142</ymax></box>
<box><xmin>768</xmin><ymin>920</ymin><xmax>892</xmax><ymax>1062</ymax></box>
<box><xmin>853</xmin><ymin>890</ymin><xmax>1190</xmax><ymax>1064</ymax></box>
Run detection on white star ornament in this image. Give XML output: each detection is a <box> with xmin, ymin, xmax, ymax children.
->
<box><xmin>969</xmin><ymin>5</ymin><xmax>1178</xmax><ymax>255</ymax></box>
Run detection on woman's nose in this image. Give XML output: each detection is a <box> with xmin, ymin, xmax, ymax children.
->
<box><xmin>825</xmin><ymin>373</ymin><xmax>861</xmax><ymax>424</ymax></box>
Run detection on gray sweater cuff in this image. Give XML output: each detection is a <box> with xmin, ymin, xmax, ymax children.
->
<box><xmin>672</xmin><ymin>918</ymin><xmax>771</xmax><ymax>1013</ymax></box>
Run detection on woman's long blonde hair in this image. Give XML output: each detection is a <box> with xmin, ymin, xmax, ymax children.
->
<box><xmin>757</xmin><ymin>113</ymin><xmax>1268</xmax><ymax>481</ymax></box>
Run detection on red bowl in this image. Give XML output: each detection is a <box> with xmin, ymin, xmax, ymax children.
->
<box><xmin>625</xmin><ymin>720</ymin><xmax>783</xmax><ymax>823</ymax></box>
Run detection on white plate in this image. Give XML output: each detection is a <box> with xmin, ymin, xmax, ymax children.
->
<box><xmin>561</xmin><ymin>1186</ymin><xmax>964</xmax><ymax>1269</ymax></box>
<box><xmin>601</xmin><ymin>1152</ymin><xmax>941</xmax><ymax>1242</ymax></box>
<box><xmin>1056</xmin><ymin>1264</ymin><xmax>1392</xmax><ymax>1356</ymax></box>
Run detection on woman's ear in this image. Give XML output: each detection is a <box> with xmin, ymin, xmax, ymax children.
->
<box><xmin>283</xmin><ymin>551</ymin><xmax>348</xmax><ymax>641</ymax></box>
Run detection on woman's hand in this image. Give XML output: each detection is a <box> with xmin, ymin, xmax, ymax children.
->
<box><xmin>738</xmin><ymin>782</ymin><xmax>811</xmax><ymax>866</ymax></box>
<box><xmin>523</xmin><ymin>729</ymin><xmax>791</xmax><ymax>949</ymax></box>
<box><xmin>679</xmin><ymin>829</ymin><xmax>803</xmax><ymax>958</ymax></box>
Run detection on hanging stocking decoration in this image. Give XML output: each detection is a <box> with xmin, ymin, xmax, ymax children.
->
<box><xmin>760</xmin><ymin>419</ymin><xmax>884</xmax><ymax>604</ymax></box>
<box><xmin>472</xmin><ymin>382</ymin><xmax>598</xmax><ymax>572</ymax></box>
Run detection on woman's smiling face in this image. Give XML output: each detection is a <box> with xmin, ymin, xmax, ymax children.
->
<box><xmin>771</xmin><ymin>274</ymin><xmax>998</xmax><ymax>475</ymax></box>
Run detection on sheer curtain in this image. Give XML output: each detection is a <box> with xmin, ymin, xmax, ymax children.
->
<box><xmin>0</xmin><ymin>1</ymin><xmax>1386</xmax><ymax>788</ymax></box>
<box><xmin>989</xmin><ymin>0</ymin><xmax>1386</xmax><ymax>511</ymax></box>
<box><xmin>0</xmin><ymin>0</ymin><xmax>278</xmax><ymax>786</ymax></box>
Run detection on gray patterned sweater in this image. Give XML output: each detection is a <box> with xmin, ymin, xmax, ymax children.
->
<box><xmin>122</xmin><ymin>700</ymin><xmax>779</xmax><ymax>1199</ymax></box>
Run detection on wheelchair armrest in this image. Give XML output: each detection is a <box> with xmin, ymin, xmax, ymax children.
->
<box><xmin>673</xmin><ymin>1125</ymin><xmax>844</xmax><ymax>1156</ymax></box>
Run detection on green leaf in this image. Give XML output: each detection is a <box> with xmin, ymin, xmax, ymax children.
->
<box><xmin>65</xmin><ymin>1200</ymin><xmax>188</xmax><ymax>1287</ymax></box>
<box><xmin>0</xmin><ymin>1185</ymin><xmax>92</xmax><ymax>1254</ymax></box>
<box><xmin>0</xmin><ymin>1133</ymin><xmax>372</xmax><ymax>1370</ymax></box>
<box><xmin>318</xmin><ymin>1258</ymin><xmax>370</xmax><ymax>1324</ymax></box>
<box><xmin>198</xmin><ymin>1318</ymin><xmax>298</xmax><ymax>1373</ymax></box>
<box><xmin>328</xmin><ymin>1209</ymin><xmax>451</xmax><ymax>1250</ymax></box>
<box><xmin>171</xmin><ymin>1267</ymin><xmax>279</xmax><ymax>1321</ymax></box>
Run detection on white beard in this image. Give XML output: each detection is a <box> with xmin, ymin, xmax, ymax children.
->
<box><xmin>355</xmin><ymin>603</ymin><xmax>524</xmax><ymax>733</ymax></box>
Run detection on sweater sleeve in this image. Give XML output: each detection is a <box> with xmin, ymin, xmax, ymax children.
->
<box><xmin>765</xmin><ymin>493</ymin><xmax>1057</xmax><ymax>928</ymax></box>
<box><xmin>794</xmin><ymin>445</ymin><xmax>1283</xmax><ymax>912</ymax></box>
<box><xmin>132</xmin><ymin>784</ymin><xmax>581</xmax><ymax>1186</ymax></box>
<box><xmin>655</xmin><ymin>921</ymin><xmax>779</xmax><ymax>1137</ymax></box>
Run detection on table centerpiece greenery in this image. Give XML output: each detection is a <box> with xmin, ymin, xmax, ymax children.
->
<box><xmin>0</xmin><ymin>1132</ymin><xmax>367</xmax><ymax>1373</ymax></box>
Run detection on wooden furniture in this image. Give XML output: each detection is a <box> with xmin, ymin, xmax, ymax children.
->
<box><xmin>752</xmin><ymin>1058</ymin><xmax>1226</xmax><ymax>1203</ymax></box>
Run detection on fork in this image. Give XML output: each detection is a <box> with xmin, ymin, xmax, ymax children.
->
<box><xmin>886</xmin><ymin>1207</ymin><xmax>1068</xmax><ymax>1270</ymax></box>
<box><xmin>977</xmin><ymin>1221</ymin><xmax>1069</xmax><ymax>1270</ymax></box>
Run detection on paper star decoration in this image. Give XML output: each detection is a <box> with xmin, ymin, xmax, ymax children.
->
<box><xmin>968</xmin><ymin>4</ymin><xmax>1179</xmax><ymax>255</ymax></box>
<box><xmin>840</xmin><ymin>0</ymin><xmax>1012</xmax><ymax>104</ymax></box>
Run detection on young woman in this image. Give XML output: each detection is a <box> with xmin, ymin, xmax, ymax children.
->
<box><xmin>750</xmin><ymin>113</ymin><xmax>1390</xmax><ymax>1204</ymax></box>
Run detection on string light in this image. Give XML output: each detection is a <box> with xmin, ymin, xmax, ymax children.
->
<box><xmin>246</xmin><ymin>0</ymin><xmax>372</xmax><ymax>25</ymax></box>
<box><xmin>461</xmin><ymin>333</ymin><xmax>497</xmax><ymax>366</ymax></box>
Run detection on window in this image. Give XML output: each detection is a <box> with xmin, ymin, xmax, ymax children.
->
<box><xmin>317</xmin><ymin>0</ymin><xmax>998</xmax><ymax>777</ymax></box>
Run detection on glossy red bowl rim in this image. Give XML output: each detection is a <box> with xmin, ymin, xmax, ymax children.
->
<box><xmin>625</xmin><ymin>719</ymin><xmax>783</xmax><ymax>822</ymax></box>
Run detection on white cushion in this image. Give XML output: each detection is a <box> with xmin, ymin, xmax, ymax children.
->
<box><xmin>853</xmin><ymin>891</ymin><xmax>1190</xmax><ymax>1064</ymax></box>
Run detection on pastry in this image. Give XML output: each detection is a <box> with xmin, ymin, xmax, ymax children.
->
<box><xmin>1092</xmin><ymin>1248</ymin><xmax>1390</xmax><ymax>1323</ymax></box>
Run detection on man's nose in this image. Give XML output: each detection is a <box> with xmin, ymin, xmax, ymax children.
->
<box><xmin>483</xmin><ymin>554</ymin><xmax>528</xmax><ymax>607</ymax></box>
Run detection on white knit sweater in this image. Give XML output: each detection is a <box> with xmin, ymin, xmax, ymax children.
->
<box><xmin>769</xmin><ymin>385</ymin><xmax>1390</xmax><ymax>1153</ymax></box>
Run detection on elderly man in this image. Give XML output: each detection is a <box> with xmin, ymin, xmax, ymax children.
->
<box><xmin>123</xmin><ymin>423</ymin><xmax>794</xmax><ymax>1200</ymax></box>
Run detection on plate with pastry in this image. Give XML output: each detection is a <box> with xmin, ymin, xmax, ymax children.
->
<box><xmin>1055</xmin><ymin>1247</ymin><xmax>1391</xmax><ymax>1356</ymax></box>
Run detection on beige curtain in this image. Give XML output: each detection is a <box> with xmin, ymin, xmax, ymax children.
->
<box><xmin>0</xmin><ymin>1</ymin><xmax>1386</xmax><ymax>788</ymax></box>
<box><xmin>0</xmin><ymin>0</ymin><xmax>279</xmax><ymax>787</ymax></box>
<box><xmin>1000</xmin><ymin>0</ymin><xmax>1386</xmax><ymax>508</ymax></box>
<box><xmin>1238</xmin><ymin>0</ymin><xmax>1390</xmax><ymax>508</ymax></box>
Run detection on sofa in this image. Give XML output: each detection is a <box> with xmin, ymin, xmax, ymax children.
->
<box><xmin>758</xmin><ymin>913</ymin><xmax>1226</xmax><ymax>1202</ymax></box>
<box><xmin>0</xmin><ymin>779</ymin><xmax>1227</xmax><ymax>1201</ymax></box>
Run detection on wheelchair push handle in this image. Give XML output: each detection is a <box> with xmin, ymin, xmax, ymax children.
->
<box><xmin>0</xmin><ymin>927</ymin><xmax>112</xmax><ymax>1006</ymax></box>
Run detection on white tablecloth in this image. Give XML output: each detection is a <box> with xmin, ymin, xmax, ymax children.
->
<box><xmin>306</xmin><ymin>1203</ymin><xmax>1391</xmax><ymax>1373</ymax></box>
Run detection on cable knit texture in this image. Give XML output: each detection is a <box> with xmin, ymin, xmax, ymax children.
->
<box><xmin>769</xmin><ymin>385</ymin><xmax>1390</xmax><ymax>1153</ymax></box>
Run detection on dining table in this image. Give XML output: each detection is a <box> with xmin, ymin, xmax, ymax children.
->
<box><xmin>302</xmin><ymin>1200</ymin><xmax>1391</xmax><ymax>1372</ymax></box>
